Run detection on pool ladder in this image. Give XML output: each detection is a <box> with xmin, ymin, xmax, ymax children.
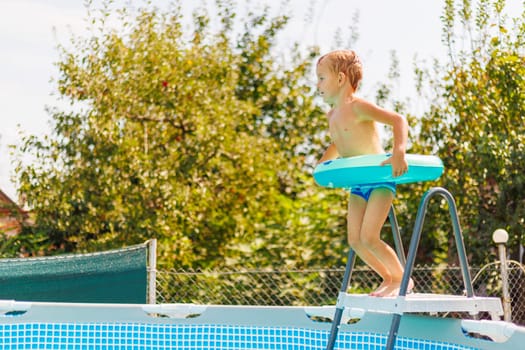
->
<box><xmin>325</xmin><ymin>187</ymin><xmax>504</xmax><ymax>350</ymax></box>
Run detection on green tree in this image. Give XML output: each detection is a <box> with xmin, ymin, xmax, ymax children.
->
<box><xmin>415</xmin><ymin>0</ymin><xmax>525</xmax><ymax>264</ymax></box>
<box><xmin>12</xmin><ymin>0</ymin><xmax>348</xmax><ymax>269</ymax></box>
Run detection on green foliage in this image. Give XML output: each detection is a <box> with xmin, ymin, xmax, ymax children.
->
<box><xmin>364</xmin><ymin>0</ymin><xmax>524</xmax><ymax>267</ymax></box>
<box><xmin>416</xmin><ymin>0</ymin><xmax>525</xmax><ymax>264</ymax></box>
<box><xmin>12</xmin><ymin>0</ymin><xmax>348</xmax><ymax>269</ymax></box>
<box><xmin>13</xmin><ymin>0</ymin><xmax>523</xmax><ymax>274</ymax></box>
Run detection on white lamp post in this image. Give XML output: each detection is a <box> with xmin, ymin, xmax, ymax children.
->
<box><xmin>492</xmin><ymin>229</ymin><xmax>511</xmax><ymax>322</ymax></box>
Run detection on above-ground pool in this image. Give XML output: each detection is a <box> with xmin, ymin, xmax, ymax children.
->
<box><xmin>0</xmin><ymin>301</ymin><xmax>524</xmax><ymax>349</ymax></box>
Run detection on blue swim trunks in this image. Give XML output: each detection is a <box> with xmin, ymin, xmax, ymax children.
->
<box><xmin>350</xmin><ymin>182</ymin><xmax>396</xmax><ymax>201</ymax></box>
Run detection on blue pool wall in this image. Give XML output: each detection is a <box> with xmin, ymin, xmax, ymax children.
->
<box><xmin>0</xmin><ymin>302</ymin><xmax>523</xmax><ymax>350</ymax></box>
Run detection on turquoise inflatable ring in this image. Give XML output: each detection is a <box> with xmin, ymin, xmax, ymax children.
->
<box><xmin>313</xmin><ymin>154</ymin><xmax>444</xmax><ymax>189</ymax></box>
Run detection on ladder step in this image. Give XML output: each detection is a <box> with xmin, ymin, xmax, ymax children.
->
<box><xmin>340</xmin><ymin>293</ymin><xmax>503</xmax><ymax>319</ymax></box>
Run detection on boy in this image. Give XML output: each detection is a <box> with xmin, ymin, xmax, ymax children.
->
<box><xmin>316</xmin><ymin>50</ymin><xmax>412</xmax><ymax>297</ymax></box>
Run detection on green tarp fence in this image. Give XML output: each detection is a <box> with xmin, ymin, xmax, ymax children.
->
<box><xmin>0</xmin><ymin>243</ymin><xmax>148</xmax><ymax>303</ymax></box>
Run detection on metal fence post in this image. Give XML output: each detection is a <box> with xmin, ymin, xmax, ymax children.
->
<box><xmin>492</xmin><ymin>229</ymin><xmax>511</xmax><ymax>322</ymax></box>
<box><xmin>147</xmin><ymin>238</ymin><xmax>158</xmax><ymax>304</ymax></box>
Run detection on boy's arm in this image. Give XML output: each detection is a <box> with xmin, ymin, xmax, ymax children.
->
<box><xmin>317</xmin><ymin>109</ymin><xmax>340</xmax><ymax>165</ymax></box>
<box><xmin>354</xmin><ymin>99</ymin><xmax>408</xmax><ymax>177</ymax></box>
<box><xmin>384</xmin><ymin>115</ymin><xmax>409</xmax><ymax>177</ymax></box>
<box><xmin>381</xmin><ymin>113</ymin><xmax>408</xmax><ymax>176</ymax></box>
<box><xmin>317</xmin><ymin>143</ymin><xmax>339</xmax><ymax>164</ymax></box>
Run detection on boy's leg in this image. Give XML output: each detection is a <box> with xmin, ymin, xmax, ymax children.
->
<box><xmin>361</xmin><ymin>188</ymin><xmax>412</xmax><ymax>296</ymax></box>
<box><xmin>347</xmin><ymin>194</ymin><xmax>393</xmax><ymax>291</ymax></box>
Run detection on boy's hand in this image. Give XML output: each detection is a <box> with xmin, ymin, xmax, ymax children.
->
<box><xmin>381</xmin><ymin>153</ymin><xmax>408</xmax><ymax>178</ymax></box>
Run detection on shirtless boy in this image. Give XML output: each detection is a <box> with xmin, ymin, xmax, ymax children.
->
<box><xmin>316</xmin><ymin>50</ymin><xmax>413</xmax><ymax>297</ymax></box>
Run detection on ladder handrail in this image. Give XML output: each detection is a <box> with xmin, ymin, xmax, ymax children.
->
<box><xmin>324</xmin><ymin>249</ymin><xmax>356</xmax><ymax>350</ymax></box>
<box><xmin>325</xmin><ymin>205</ymin><xmax>401</xmax><ymax>350</ymax></box>
<box><xmin>398</xmin><ymin>187</ymin><xmax>474</xmax><ymax>298</ymax></box>
<box><xmin>385</xmin><ymin>187</ymin><xmax>476</xmax><ymax>350</ymax></box>
<box><xmin>389</xmin><ymin>206</ymin><xmax>406</xmax><ymax>267</ymax></box>
<box><xmin>326</xmin><ymin>187</ymin><xmax>478</xmax><ymax>350</ymax></box>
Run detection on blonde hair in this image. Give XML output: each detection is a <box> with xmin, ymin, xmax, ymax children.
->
<box><xmin>317</xmin><ymin>50</ymin><xmax>362</xmax><ymax>91</ymax></box>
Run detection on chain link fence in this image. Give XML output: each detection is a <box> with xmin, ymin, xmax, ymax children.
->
<box><xmin>155</xmin><ymin>261</ymin><xmax>525</xmax><ymax>326</ymax></box>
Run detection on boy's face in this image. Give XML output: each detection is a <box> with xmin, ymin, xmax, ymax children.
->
<box><xmin>316</xmin><ymin>61</ymin><xmax>339</xmax><ymax>104</ymax></box>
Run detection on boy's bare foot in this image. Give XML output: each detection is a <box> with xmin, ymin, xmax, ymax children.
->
<box><xmin>371</xmin><ymin>279</ymin><xmax>414</xmax><ymax>297</ymax></box>
<box><xmin>369</xmin><ymin>280</ymin><xmax>391</xmax><ymax>296</ymax></box>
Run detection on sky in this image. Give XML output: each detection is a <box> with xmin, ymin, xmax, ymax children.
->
<box><xmin>0</xmin><ymin>0</ymin><xmax>495</xmax><ymax>200</ymax></box>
